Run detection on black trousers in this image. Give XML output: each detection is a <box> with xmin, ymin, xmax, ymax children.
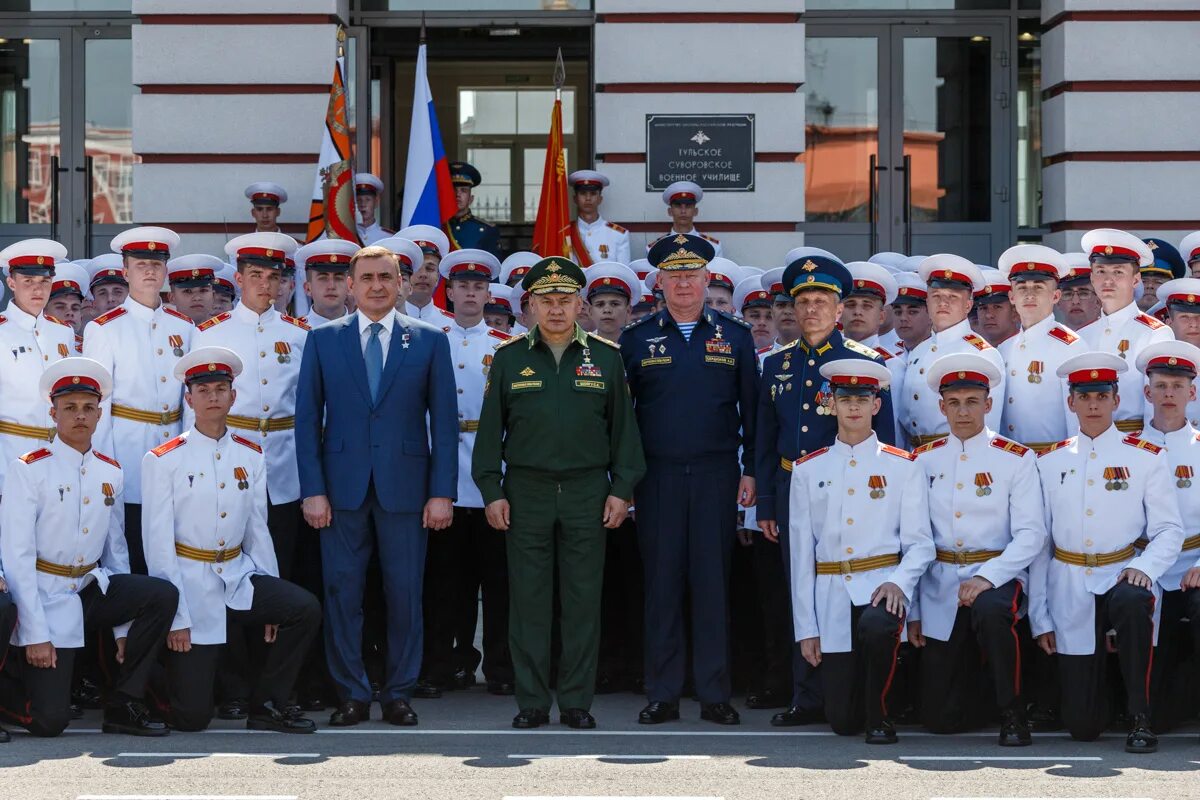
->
<box><xmin>124</xmin><ymin>503</ymin><xmax>147</xmax><ymax>575</ymax></box>
<box><xmin>164</xmin><ymin>574</ymin><xmax>320</xmax><ymax>731</ymax></box>
<box><xmin>598</xmin><ymin>516</ymin><xmax>643</xmax><ymax>686</ymax></box>
<box><xmin>1148</xmin><ymin>589</ymin><xmax>1200</xmax><ymax>732</ymax></box>
<box><xmin>1057</xmin><ymin>581</ymin><xmax>1155</xmax><ymax>741</ymax></box>
<box><xmin>750</xmin><ymin>531</ymin><xmax>794</xmax><ymax>697</ymax></box>
<box><xmin>0</xmin><ymin>575</ymin><xmax>177</xmax><ymax>737</ymax></box>
<box><xmin>919</xmin><ymin>580</ymin><xmax>1024</xmax><ymax>733</ymax></box>
<box><xmin>0</xmin><ymin>590</ymin><xmax>16</xmax><ymax>674</ymax></box>
<box><xmin>820</xmin><ymin>602</ymin><xmax>905</xmax><ymax>735</ymax></box>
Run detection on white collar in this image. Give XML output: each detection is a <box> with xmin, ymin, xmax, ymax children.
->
<box><xmin>232</xmin><ymin>301</ymin><xmax>278</xmax><ymax>325</ymax></box>
<box><xmin>357</xmin><ymin>309</ymin><xmax>398</xmax><ymax>336</ymax></box>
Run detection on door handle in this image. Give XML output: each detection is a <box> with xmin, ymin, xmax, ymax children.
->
<box><xmin>868</xmin><ymin>155</ymin><xmax>886</xmax><ymax>255</ymax></box>
<box><xmin>49</xmin><ymin>156</ymin><xmax>60</xmax><ymax>243</ymax></box>
<box><xmin>84</xmin><ymin>156</ymin><xmax>95</xmax><ymax>257</ymax></box>
<box><xmin>895</xmin><ymin>155</ymin><xmax>913</xmax><ymax>255</ymax></box>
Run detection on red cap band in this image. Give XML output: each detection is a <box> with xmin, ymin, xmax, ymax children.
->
<box><xmin>897</xmin><ymin>286</ymin><xmax>928</xmax><ymax>299</ymax></box>
<box><xmin>669</xmin><ymin>192</ymin><xmax>697</xmax><ymax>202</ymax></box>
<box><xmin>940</xmin><ymin>370</ymin><xmax>990</xmax><ymax>388</ymax></box>
<box><xmin>168</xmin><ymin>268</ymin><xmax>214</xmax><ymax>282</ymax></box>
<box><xmin>1009</xmin><ymin>261</ymin><xmax>1059</xmax><ymax>277</ymax></box>
<box><xmin>120</xmin><ymin>241</ymin><xmax>169</xmax><ymax>254</ymax></box>
<box><xmin>1090</xmin><ymin>244</ymin><xmax>1140</xmax><ymax>260</ymax></box>
<box><xmin>51</xmin><ymin>279</ymin><xmax>81</xmax><ymax>294</ymax></box>
<box><xmin>51</xmin><ymin>375</ymin><xmax>100</xmax><ymax>396</ymax></box>
<box><xmin>251</xmin><ymin>192</ymin><xmax>280</xmax><ymax>203</ymax></box>
<box><xmin>589</xmin><ymin>276</ymin><xmax>633</xmax><ymax>297</ymax></box>
<box><xmin>10</xmin><ymin>254</ymin><xmax>57</xmax><ymax>267</ymax></box>
<box><xmin>852</xmin><ymin>278</ymin><xmax>886</xmax><ymax>299</ymax></box>
<box><xmin>236</xmin><ymin>247</ymin><xmax>285</xmax><ymax>263</ymax></box>
<box><xmin>1067</xmin><ymin>368</ymin><xmax>1118</xmax><ymax>384</ymax></box>
<box><xmin>1147</xmin><ymin>355</ymin><xmax>1197</xmax><ymax>372</ymax></box>
<box><xmin>829</xmin><ymin>374</ymin><xmax>880</xmax><ymax>388</ymax></box>
<box><xmin>185</xmin><ymin>362</ymin><xmax>234</xmax><ymax>380</ymax></box>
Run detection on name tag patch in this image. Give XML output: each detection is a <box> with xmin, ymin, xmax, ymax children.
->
<box><xmin>705</xmin><ymin>355</ymin><xmax>736</xmax><ymax>367</ymax></box>
<box><xmin>510</xmin><ymin>380</ymin><xmax>543</xmax><ymax>391</ymax></box>
<box><xmin>575</xmin><ymin>379</ymin><xmax>605</xmax><ymax>390</ymax></box>
<box><xmin>641</xmin><ymin>356</ymin><xmax>673</xmax><ymax>367</ymax></box>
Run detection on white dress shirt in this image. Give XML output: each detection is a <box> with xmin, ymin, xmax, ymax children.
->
<box><xmin>404</xmin><ymin>300</ymin><xmax>449</xmax><ymax>324</ymax></box>
<box><xmin>569</xmin><ymin>216</ymin><xmax>631</xmax><ymax>265</ymax></box>
<box><xmin>359</xmin><ymin>308</ymin><xmax>400</xmax><ymax>362</ymax></box>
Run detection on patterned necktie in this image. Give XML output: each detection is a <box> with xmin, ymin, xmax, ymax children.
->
<box><xmin>365</xmin><ymin>321</ymin><xmax>383</xmax><ymax>402</ymax></box>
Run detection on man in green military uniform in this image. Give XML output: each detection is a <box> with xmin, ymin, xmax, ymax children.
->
<box><xmin>473</xmin><ymin>256</ymin><xmax>646</xmax><ymax>730</ymax></box>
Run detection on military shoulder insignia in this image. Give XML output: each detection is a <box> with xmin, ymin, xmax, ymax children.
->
<box><xmin>1047</xmin><ymin>325</ymin><xmax>1079</xmax><ymax>345</ymax></box>
<box><xmin>74</xmin><ymin>334</ymin><xmax>83</xmax><ymax>353</ymax></box>
<box><xmin>151</xmin><ymin>435</ymin><xmax>187</xmax><ymax>458</ymax></box>
<box><xmin>440</xmin><ymin>308</ymin><xmax>454</xmax><ymax>319</ymax></box>
<box><xmin>92</xmin><ymin>307</ymin><xmax>127</xmax><ymax>326</ymax></box>
<box><xmin>1037</xmin><ymin>437</ymin><xmax>1076</xmax><ymax>457</ymax></box>
<box><xmin>232</xmin><ymin>433</ymin><xmax>263</xmax><ymax>453</ymax></box>
<box><xmin>795</xmin><ymin>447</ymin><xmax>829</xmax><ymax>466</ymax></box>
<box><xmin>92</xmin><ymin>450</ymin><xmax>121</xmax><ymax>468</ymax></box>
<box><xmin>700</xmin><ymin>233</ymin><xmax>720</xmax><ymax>244</ymax></box>
<box><xmin>606</xmin><ymin>221</ymin><xmax>628</xmax><ymax>234</ymax></box>
<box><xmin>18</xmin><ymin>447</ymin><xmax>52</xmax><ymax>465</ymax></box>
<box><xmin>586</xmin><ymin>331</ymin><xmax>619</xmax><ymax>348</ymax></box>
<box><xmin>162</xmin><ymin>306</ymin><xmax>194</xmax><ymax>325</ymax></box>
<box><xmin>844</xmin><ymin>338</ymin><xmax>884</xmax><ymax>360</ymax></box>
<box><xmin>880</xmin><ymin>443</ymin><xmax>916</xmax><ymax>461</ymax></box>
<box><xmin>990</xmin><ymin>437</ymin><xmax>1030</xmax><ymax>457</ymax></box>
<box><xmin>43</xmin><ymin>314</ymin><xmax>70</xmax><ymax>327</ymax></box>
<box><xmin>281</xmin><ymin>314</ymin><xmax>311</xmax><ymax>331</ymax></box>
<box><xmin>913</xmin><ymin>436</ymin><xmax>949</xmax><ymax>455</ymax></box>
<box><xmin>496</xmin><ymin>333</ymin><xmax>526</xmax><ymax>349</ymax></box>
<box><xmin>963</xmin><ymin>333</ymin><xmax>992</xmax><ymax>351</ymax></box>
<box><xmin>756</xmin><ymin>345</ymin><xmax>773</xmax><ymax>356</ymax></box>
<box><xmin>197</xmin><ymin>312</ymin><xmax>231</xmax><ymax>331</ymax></box>
<box><xmin>1123</xmin><ymin>434</ymin><xmax>1162</xmax><ymax>455</ymax></box>
<box><xmin>1135</xmin><ymin>312</ymin><xmax>1166</xmax><ymax>330</ymax></box>
<box><xmin>489</xmin><ymin>329</ymin><xmax>513</xmax><ymax>341</ymax></box>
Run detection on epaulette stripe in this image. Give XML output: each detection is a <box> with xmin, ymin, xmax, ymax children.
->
<box><xmin>281</xmin><ymin>314</ymin><xmax>311</xmax><ymax>331</ymax></box>
<box><xmin>18</xmin><ymin>448</ymin><xmax>52</xmax><ymax>464</ymax></box>
<box><xmin>43</xmin><ymin>314</ymin><xmax>70</xmax><ymax>327</ymax></box>
<box><xmin>586</xmin><ymin>332</ymin><xmax>619</xmax><ymax>348</ymax></box>
<box><xmin>913</xmin><ymin>436</ymin><xmax>949</xmax><ymax>455</ymax></box>
<box><xmin>1047</xmin><ymin>326</ymin><xmax>1080</xmax><ymax>345</ymax></box>
<box><xmin>880</xmin><ymin>443</ymin><xmax>916</xmax><ymax>461</ymax></box>
<box><xmin>1037</xmin><ymin>437</ymin><xmax>1075</xmax><ymax>457</ymax></box>
<box><xmin>795</xmin><ymin>447</ymin><xmax>829</xmax><ymax>466</ymax></box>
<box><xmin>231</xmin><ymin>433</ymin><xmax>263</xmax><ymax>453</ymax></box>
<box><xmin>1123</xmin><ymin>435</ymin><xmax>1163</xmax><ymax>454</ymax></box>
<box><xmin>162</xmin><ymin>306</ymin><xmax>194</xmax><ymax>325</ymax></box>
<box><xmin>92</xmin><ymin>450</ymin><xmax>121</xmax><ymax>468</ymax></box>
<box><xmin>197</xmin><ymin>312</ymin><xmax>231</xmax><ymax>331</ymax></box>
<box><xmin>1135</xmin><ymin>313</ymin><xmax>1166</xmax><ymax>330</ymax></box>
<box><xmin>607</xmin><ymin>221</ymin><xmax>627</xmax><ymax>233</ymax></box>
<box><xmin>963</xmin><ymin>333</ymin><xmax>993</xmax><ymax>351</ymax></box>
<box><xmin>990</xmin><ymin>437</ymin><xmax>1030</xmax><ymax>457</ymax></box>
<box><xmin>92</xmin><ymin>307</ymin><xmax>127</xmax><ymax>326</ymax></box>
<box><xmin>151</xmin><ymin>435</ymin><xmax>186</xmax><ymax>458</ymax></box>
<box><xmin>496</xmin><ymin>334</ymin><xmax>525</xmax><ymax>349</ymax></box>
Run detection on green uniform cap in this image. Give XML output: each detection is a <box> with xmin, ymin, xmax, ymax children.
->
<box><xmin>521</xmin><ymin>256</ymin><xmax>586</xmax><ymax>295</ymax></box>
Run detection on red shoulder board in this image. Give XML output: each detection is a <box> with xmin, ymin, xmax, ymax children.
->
<box><xmin>197</xmin><ymin>312</ymin><xmax>231</xmax><ymax>332</ymax></box>
<box><xmin>281</xmin><ymin>314</ymin><xmax>311</xmax><ymax>331</ymax></box>
<box><xmin>795</xmin><ymin>447</ymin><xmax>829</xmax><ymax>466</ymax></box>
<box><xmin>1047</xmin><ymin>325</ymin><xmax>1079</xmax><ymax>345</ymax></box>
<box><xmin>231</xmin><ymin>433</ymin><xmax>263</xmax><ymax>453</ymax></box>
<box><xmin>963</xmin><ymin>333</ymin><xmax>992</xmax><ymax>351</ymax></box>
<box><xmin>756</xmin><ymin>345</ymin><xmax>772</xmax><ymax>355</ymax></box>
<box><xmin>880</xmin><ymin>443</ymin><xmax>916</xmax><ymax>461</ymax></box>
<box><xmin>990</xmin><ymin>437</ymin><xmax>1030</xmax><ymax>457</ymax></box>
<box><xmin>92</xmin><ymin>450</ymin><xmax>121</xmax><ymax>468</ymax></box>
<box><xmin>151</xmin><ymin>435</ymin><xmax>186</xmax><ymax>458</ymax></box>
<box><xmin>1135</xmin><ymin>312</ymin><xmax>1166</xmax><ymax>330</ymax></box>
<box><xmin>18</xmin><ymin>447</ymin><xmax>52</xmax><ymax>465</ymax></box>
<box><xmin>1123</xmin><ymin>434</ymin><xmax>1162</xmax><ymax>455</ymax></box>
<box><xmin>913</xmin><ymin>436</ymin><xmax>948</xmax><ymax>455</ymax></box>
<box><xmin>876</xmin><ymin>346</ymin><xmax>895</xmax><ymax>361</ymax></box>
<box><xmin>1037</xmin><ymin>437</ymin><xmax>1075</xmax><ymax>457</ymax></box>
<box><xmin>607</xmin><ymin>221</ymin><xmax>628</xmax><ymax>234</ymax></box>
<box><xmin>43</xmin><ymin>314</ymin><xmax>70</xmax><ymax>327</ymax></box>
<box><xmin>162</xmin><ymin>306</ymin><xmax>194</xmax><ymax>325</ymax></box>
<box><xmin>439</xmin><ymin>308</ymin><xmax>454</xmax><ymax>319</ymax></box>
<box><xmin>701</xmin><ymin>233</ymin><xmax>720</xmax><ymax>244</ymax></box>
<box><xmin>489</xmin><ymin>329</ymin><xmax>513</xmax><ymax>341</ymax></box>
<box><xmin>92</xmin><ymin>307</ymin><xmax>127</xmax><ymax>326</ymax></box>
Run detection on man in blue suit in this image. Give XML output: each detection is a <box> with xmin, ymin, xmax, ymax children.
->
<box><xmin>296</xmin><ymin>244</ymin><xmax>458</xmax><ymax>727</ymax></box>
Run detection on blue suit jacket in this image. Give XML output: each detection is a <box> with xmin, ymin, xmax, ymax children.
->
<box><xmin>296</xmin><ymin>312</ymin><xmax>458</xmax><ymax>514</ymax></box>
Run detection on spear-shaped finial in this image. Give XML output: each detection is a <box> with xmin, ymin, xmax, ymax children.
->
<box><xmin>553</xmin><ymin>47</ymin><xmax>566</xmax><ymax>101</ymax></box>
<box><xmin>420</xmin><ymin>12</ymin><xmax>427</xmax><ymax>45</ymax></box>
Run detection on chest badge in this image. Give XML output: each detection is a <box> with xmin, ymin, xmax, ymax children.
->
<box><xmin>1027</xmin><ymin>361</ymin><xmax>1043</xmax><ymax>384</ymax></box>
<box><xmin>974</xmin><ymin>472</ymin><xmax>993</xmax><ymax>497</ymax></box>
<box><xmin>599</xmin><ymin>244</ymin><xmax>609</xmax><ymax>259</ymax></box>
<box><xmin>1103</xmin><ymin>466</ymin><xmax>1129</xmax><ymax>491</ymax></box>
<box><xmin>401</xmin><ymin>331</ymin><xmax>411</xmax><ymax>350</ymax></box>
<box><xmin>576</xmin><ymin>348</ymin><xmax>602</xmax><ymax>379</ymax></box>
<box><xmin>275</xmin><ymin>341</ymin><xmax>292</xmax><ymax>364</ymax></box>
<box><xmin>168</xmin><ymin>334</ymin><xmax>184</xmax><ymax>358</ymax></box>
<box><xmin>706</xmin><ymin>325</ymin><xmax>733</xmax><ymax>356</ymax></box>
<box><xmin>519</xmin><ymin>366</ymin><xmax>536</xmax><ymax>377</ymax></box>
<box><xmin>57</xmin><ymin>343</ymin><xmax>69</xmax><ymax>357</ymax></box>
<box><xmin>868</xmin><ymin>475</ymin><xmax>887</xmax><ymax>499</ymax></box>
<box><xmin>234</xmin><ymin>466</ymin><xmax>249</xmax><ymax>490</ymax></box>
<box><xmin>101</xmin><ymin>483</ymin><xmax>115</xmax><ymax>506</ymax></box>
<box><xmin>1177</xmin><ymin>465</ymin><xmax>1194</xmax><ymax>488</ymax></box>
<box><xmin>1117</xmin><ymin>339</ymin><xmax>1130</xmax><ymax>359</ymax></box>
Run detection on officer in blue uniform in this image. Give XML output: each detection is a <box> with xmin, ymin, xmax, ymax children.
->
<box><xmin>752</xmin><ymin>253</ymin><xmax>896</xmax><ymax>726</ymax></box>
<box><xmin>619</xmin><ymin>233</ymin><xmax>758</xmax><ymax>726</ymax></box>
<box><xmin>1139</xmin><ymin>238</ymin><xmax>1187</xmax><ymax>312</ymax></box>
<box><xmin>445</xmin><ymin>161</ymin><xmax>501</xmax><ymax>257</ymax></box>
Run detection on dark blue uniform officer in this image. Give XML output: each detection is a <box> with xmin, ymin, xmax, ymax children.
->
<box><xmin>445</xmin><ymin>161</ymin><xmax>501</xmax><ymax>257</ymax></box>
<box><xmin>753</xmin><ymin>253</ymin><xmax>895</xmax><ymax>726</ymax></box>
<box><xmin>620</xmin><ymin>233</ymin><xmax>758</xmax><ymax>726</ymax></box>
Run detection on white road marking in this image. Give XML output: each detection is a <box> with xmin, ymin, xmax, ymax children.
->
<box><xmin>507</xmin><ymin>754</ymin><xmax>712</xmax><ymax>760</ymax></box>
<box><xmin>78</xmin><ymin>796</ymin><xmax>299</xmax><ymax>800</ymax></box>
<box><xmin>115</xmin><ymin>753</ymin><xmax>321</xmax><ymax>759</ymax></box>
<box><xmin>503</xmin><ymin>797</ymin><xmax>723</xmax><ymax>800</ymax></box>
<box><xmin>902</xmin><ymin>755</ymin><xmax>1104</xmax><ymax>762</ymax></box>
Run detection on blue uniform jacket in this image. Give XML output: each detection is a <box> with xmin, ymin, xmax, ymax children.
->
<box><xmin>295</xmin><ymin>313</ymin><xmax>458</xmax><ymax>513</ymax></box>
<box><xmin>619</xmin><ymin>308</ymin><xmax>758</xmax><ymax>473</ymax></box>
<box><xmin>446</xmin><ymin>213</ymin><xmax>501</xmax><ymax>257</ymax></box>
<box><xmin>754</xmin><ymin>330</ymin><xmax>896</xmax><ymax>522</ymax></box>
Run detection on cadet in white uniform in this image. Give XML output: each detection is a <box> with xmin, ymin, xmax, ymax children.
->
<box><xmin>45</xmin><ymin>261</ymin><xmax>89</xmax><ymax>338</ymax></box>
<box><xmin>899</xmin><ymin>256</ymin><xmax>1005</xmax><ymax>447</ymax></box>
<box><xmin>87</xmin><ymin>253</ymin><xmax>129</xmax><ymax>319</ymax></box>
<box><xmin>1078</xmin><ymin>229</ymin><xmax>1174</xmax><ymax>432</ymax></box>
<box><xmin>1133</xmin><ymin>340</ymin><xmax>1200</xmax><ymax>732</ymax></box>
<box><xmin>244</xmin><ymin>181</ymin><xmax>287</xmax><ymax>234</ymax></box>
<box><xmin>909</xmin><ymin>354</ymin><xmax>1047</xmax><ymax>745</ymax></box>
<box><xmin>585</xmin><ymin>262</ymin><xmax>639</xmax><ymax>342</ymax></box>
<box><xmin>296</xmin><ymin>240</ymin><xmax>357</xmax><ymax>328</ymax></box>
<box><xmin>789</xmin><ymin>359</ymin><xmax>934</xmax><ymax>744</ymax></box>
<box><xmin>396</xmin><ymin>225</ymin><xmax>449</xmax><ymax>322</ymax></box>
<box><xmin>212</xmin><ymin>265</ymin><xmax>237</xmax><ymax>316</ymax></box>
<box><xmin>652</xmin><ymin>182</ymin><xmax>722</xmax><ymax>258</ymax></box>
<box><xmin>142</xmin><ymin>347</ymin><xmax>320</xmax><ymax>734</ymax></box>
<box><xmin>890</xmin><ymin>272</ymin><xmax>931</xmax><ymax>354</ymax></box>
<box><xmin>1029</xmin><ymin>351</ymin><xmax>1184</xmax><ymax>753</ymax></box>
<box><xmin>355</xmin><ymin>173</ymin><xmax>393</xmax><ymax>245</ymax></box>
<box><xmin>82</xmin><ymin>227</ymin><xmax>194</xmax><ymax>573</ymax></box>
<box><xmin>997</xmin><ymin>245</ymin><xmax>1084</xmax><ymax>452</ymax></box>
<box><xmin>500</xmin><ymin>251</ymin><xmax>538</xmax><ymax>288</ymax></box>
<box><xmin>973</xmin><ymin>270</ymin><xmax>1021</xmax><ymax>349</ymax></box>
<box><xmin>734</xmin><ymin>276</ymin><xmax>775</xmax><ymax>351</ymax></box>
<box><xmin>484</xmin><ymin>284</ymin><xmax>518</xmax><ymax>334</ymax></box>
<box><xmin>564</xmin><ymin>170</ymin><xmax>630</xmax><ymax>266</ymax></box>
<box><xmin>1155</xmin><ymin>278</ymin><xmax>1200</xmax><ymax>427</ymax></box>
<box><xmin>164</xmin><ymin>254</ymin><xmax>220</xmax><ymax>325</ymax></box>
<box><xmin>0</xmin><ymin>358</ymin><xmax>176</xmax><ymax>738</ymax></box>
<box><xmin>0</xmin><ymin>240</ymin><xmax>76</xmax><ymax>495</ymax></box>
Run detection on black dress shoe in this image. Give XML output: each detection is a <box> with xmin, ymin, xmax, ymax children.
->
<box><xmin>770</xmin><ymin>705</ymin><xmax>824</xmax><ymax>727</ymax></box>
<box><xmin>745</xmin><ymin>689</ymin><xmax>788</xmax><ymax>710</ymax></box>
<box><xmin>452</xmin><ymin>667</ymin><xmax>476</xmax><ymax>690</ymax></box>
<box><xmin>998</xmin><ymin>708</ymin><xmax>1032</xmax><ymax>747</ymax></box>
<box><xmin>1126</xmin><ymin>713</ymin><xmax>1157</xmax><ymax>754</ymax></box>
<box><xmin>412</xmin><ymin>680</ymin><xmax>443</xmax><ymax>699</ymax></box>
<box><xmin>700</xmin><ymin>702</ymin><xmax>740</xmax><ymax>725</ymax></box>
<box><xmin>248</xmin><ymin>701</ymin><xmax>317</xmax><ymax>734</ymax></box>
<box><xmin>0</xmin><ymin>724</ymin><xmax>10</xmax><ymax>743</ymax></box>
<box><xmin>560</xmin><ymin>708</ymin><xmax>596</xmax><ymax>729</ymax></box>
<box><xmin>217</xmin><ymin>698</ymin><xmax>249</xmax><ymax>720</ymax></box>
<box><xmin>383</xmin><ymin>699</ymin><xmax>418</xmax><ymax>726</ymax></box>
<box><xmin>102</xmin><ymin>699</ymin><xmax>169</xmax><ymax>737</ymax></box>
<box><xmin>638</xmin><ymin>701</ymin><xmax>679</xmax><ymax>725</ymax></box>
<box><xmin>72</xmin><ymin>677</ymin><xmax>104</xmax><ymax>710</ymax></box>
<box><xmin>486</xmin><ymin>681</ymin><xmax>516</xmax><ymax>696</ymax></box>
<box><xmin>512</xmin><ymin>708</ymin><xmax>550</xmax><ymax>729</ymax></box>
<box><xmin>1026</xmin><ymin>703</ymin><xmax>1062</xmax><ymax>732</ymax></box>
<box><xmin>865</xmin><ymin>720</ymin><xmax>898</xmax><ymax>745</ymax></box>
<box><xmin>328</xmin><ymin>699</ymin><xmax>369</xmax><ymax>727</ymax></box>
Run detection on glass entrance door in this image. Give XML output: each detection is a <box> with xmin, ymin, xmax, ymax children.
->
<box><xmin>803</xmin><ymin>21</ymin><xmax>1012</xmax><ymax>264</ymax></box>
<box><xmin>0</xmin><ymin>25</ymin><xmax>132</xmax><ymax>259</ymax></box>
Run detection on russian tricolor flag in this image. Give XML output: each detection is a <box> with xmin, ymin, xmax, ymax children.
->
<box><xmin>401</xmin><ymin>43</ymin><xmax>456</xmax><ymax>229</ymax></box>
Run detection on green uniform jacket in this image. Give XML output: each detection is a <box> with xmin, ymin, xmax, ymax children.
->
<box><xmin>472</xmin><ymin>323</ymin><xmax>646</xmax><ymax>505</ymax></box>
